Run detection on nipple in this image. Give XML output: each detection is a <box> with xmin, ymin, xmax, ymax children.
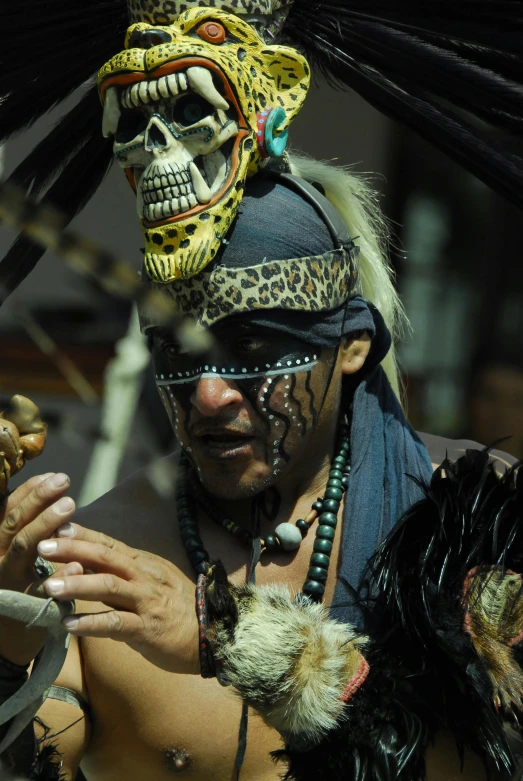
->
<box><xmin>165</xmin><ymin>747</ymin><xmax>191</xmax><ymax>773</ymax></box>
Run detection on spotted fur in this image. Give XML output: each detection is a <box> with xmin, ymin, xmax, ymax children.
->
<box><xmin>127</xmin><ymin>0</ymin><xmax>292</xmax><ymax>27</ymax></box>
<box><xmin>139</xmin><ymin>246</ymin><xmax>360</xmax><ymax>330</ymax></box>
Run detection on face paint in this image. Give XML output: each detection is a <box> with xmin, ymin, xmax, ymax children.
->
<box><xmin>98</xmin><ymin>7</ymin><xmax>309</xmax><ymax>283</ymax></box>
<box><xmin>149</xmin><ymin>322</ymin><xmax>336</xmax><ymax>498</ymax></box>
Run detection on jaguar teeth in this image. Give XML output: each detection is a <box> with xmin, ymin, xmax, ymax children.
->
<box><xmin>102</xmin><ymin>87</ymin><xmax>121</xmax><ymax>138</ymax></box>
<box><xmin>189</xmin><ymin>161</ymin><xmax>212</xmax><ymax>204</ymax></box>
<box><xmin>186</xmin><ymin>67</ymin><xmax>229</xmax><ymax>111</ymax></box>
<box><xmin>121</xmin><ymin>72</ymin><xmax>189</xmax><ymax>109</ymax></box>
<box><xmin>120</xmin><ymin>68</ymin><xmax>230</xmax><ymax>112</ymax></box>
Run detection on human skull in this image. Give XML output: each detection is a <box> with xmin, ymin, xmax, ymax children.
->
<box><xmin>98</xmin><ymin>7</ymin><xmax>310</xmax><ymax>282</ymax></box>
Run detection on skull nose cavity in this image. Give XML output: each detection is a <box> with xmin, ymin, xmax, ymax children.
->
<box><xmin>146</xmin><ymin>121</ymin><xmax>169</xmax><ymax>150</ymax></box>
<box><xmin>129</xmin><ymin>28</ymin><xmax>173</xmax><ymax>49</ymax></box>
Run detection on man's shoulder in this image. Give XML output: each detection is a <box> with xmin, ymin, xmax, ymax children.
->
<box><xmin>418</xmin><ymin>432</ymin><xmax>517</xmax><ymax>472</ymax></box>
<box><xmin>74</xmin><ymin>452</ymin><xmax>179</xmax><ymax>552</ymax></box>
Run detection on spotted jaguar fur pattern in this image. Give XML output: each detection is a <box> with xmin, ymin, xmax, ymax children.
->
<box><xmin>127</xmin><ymin>0</ymin><xmax>291</xmax><ymax>26</ymax></box>
<box><xmin>140</xmin><ymin>247</ymin><xmax>360</xmax><ymax>330</ymax></box>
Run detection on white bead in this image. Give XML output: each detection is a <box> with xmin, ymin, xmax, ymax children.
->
<box><xmin>274</xmin><ymin>523</ymin><xmax>302</xmax><ymax>551</ymax></box>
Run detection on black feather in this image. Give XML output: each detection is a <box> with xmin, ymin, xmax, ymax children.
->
<box><xmin>361</xmin><ymin>448</ymin><xmax>523</xmax><ymax>778</ymax></box>
<box><xmin>285</xmin><ymin>0</ymin><xmax>523</xmax><ymax>207</ymax></box>
<box><xmin>0</xmin><ymin>89</ymin><xmax>113</xmax><ymax>301</ymax></box>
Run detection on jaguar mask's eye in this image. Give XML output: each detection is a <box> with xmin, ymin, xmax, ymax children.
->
<box><xmin>197</xmin><ymin>21</ymin><xmax>226</xmax><ymax>44</ymax></box>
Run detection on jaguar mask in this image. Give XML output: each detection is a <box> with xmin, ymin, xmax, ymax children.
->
<box><xmin>98</xmin><ymin>7</ymin><xmax>310</xmax><ymax>283</ymax></box>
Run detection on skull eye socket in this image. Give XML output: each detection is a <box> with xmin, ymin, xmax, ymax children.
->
<box><xmin>172</xmin><ymin>94</ymin><xmax>214</xmax><ymax>126</ymax></box>
<box><xmin>116</xmin><ymin>108</ymin><xmax>148</xmax><ymax>143</ymax></box>
<box><xmin>196</xmin><ymin>21</ymin><xmax>226</xmax><ymax>44</ymax></box>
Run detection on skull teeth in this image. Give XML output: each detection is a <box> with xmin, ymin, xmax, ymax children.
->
<box><xmin>143</xmin><ymin>191</ymin><xmax>198</xmax><ymax>223</ymax></box>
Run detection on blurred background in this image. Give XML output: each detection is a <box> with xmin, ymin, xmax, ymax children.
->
<box><xmin>2</xmin><ymin>76</ymin><xmax>523</xmax><ymax>505</ymax></box>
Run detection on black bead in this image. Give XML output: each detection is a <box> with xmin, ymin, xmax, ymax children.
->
<box><xmin>317</xmin><ymin>524</ymin><xmax>336</xmax><ymax>541</ymax></box>
<box><xmin>313</xmin><ymin>538</ymin><xmax>333</xmax><ymax>554</ymax></box>
<box><xmin>264</xmin><ymin>535</ymin><xmax>280</xmax><ymax>552</ymax></box>
<box><xmin>325</xmin><ymin>487</ymin><xmax>343</xmax><ymax>501</ymax></box>
<box><xmin>303</xmin><ymin>580</ymin><xmax>325</xmax><ymax>598</ymax></box>
<box><xmin>311</xmin><ymin>552</ymin><xmax>330</xmax><ymax>568</ymax></box>
<box><xmin>180</xmin><ymin>526</ymin><xmax>199</xmax><ymax>542</ymax></box>
<box><xmin>184</xmin><ymin>537</ymin><xmax>203</xmax><ymax>553</ymax></box>
<box><xmin>329</xmin><ymin>469</ymin><xmax>343</xmax><ymax>480</ymax></box>
<box><xmin>188</xmin><ymin>550</ymin><xmax>208</xmax><ymax>567</ymax></box>
<box><xmin>296</xmin><ymin>519</ymin><xmax>309</xmax><ymax>536</ymax></box>
<box><xmin>322</xmin><ymin>499</ymin><xmax>340</xmax><ymax>513</ymax></box>
<box><xmin>318</xmin><ymin>512</ymin><xmax>338</xmax><ymax>528</ymax></box>
<box><xmin>327</xmin><ymin>478</ymin><xmax>343</xmax><ymax>490</ymax></box>
<box><xmin>237</xmin><ymin>530</ymin><xmax>252</xmax><ymax>546</ymax></box>
<box><xmin>194</xmin><ymin>561</ymin><xmax>208</xmax><ymax>575</ymax></box>
<box><xmin>312</xmin><ymin>500</ymin><xmax>324</xmax><ymax>512</ymax></box>
<box><xmin>307</xmin><ymin>566</ymin><xmax>328</xmax><ymax>582</ymax></box>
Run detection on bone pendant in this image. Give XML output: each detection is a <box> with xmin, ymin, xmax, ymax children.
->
<box><xmin>102</xmin><ymin>87</ymin><xmax>121</xmax><ymax>138</ymax></box>
<box><xmin>189</xmin><ymin>162</ymin><xmax>212</xmax><ymax>204</ymax></box>
<box><xmin>187</xmin><ymin>67</ymin><xmax>229</xmax><ymax>111</ymax></box>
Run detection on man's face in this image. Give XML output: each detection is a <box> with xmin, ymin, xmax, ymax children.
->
<box><xmin>149</xmin><ymin>320</ymin><xmax>339</xmax><ymax>499</ymax></box>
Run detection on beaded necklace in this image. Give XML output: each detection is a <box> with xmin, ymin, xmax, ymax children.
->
<box><xmin>176</xmin><ymin>421</ymin><xmax>350</xmax><ymax>601</ymax></box>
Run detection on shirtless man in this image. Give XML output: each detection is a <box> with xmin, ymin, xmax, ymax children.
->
<box><xmin>0</xmin><ymin>174</ymin><xmax>503</xmax><ymax>781</ymax></box>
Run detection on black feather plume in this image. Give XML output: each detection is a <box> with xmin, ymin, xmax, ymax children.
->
<box><xmin>0</xmin><ymin>87</ymin><xmax>113</xmax><ymax>301</ymax></box>
<box><xmin>285</xmin><ymin>0</ymin><xmax>523</xmax><ymax>208</ymax></box>
<box><xmin>362</xmin><ymin>448</ymin><xmax>523</xmax><ymax>777</ymax></box>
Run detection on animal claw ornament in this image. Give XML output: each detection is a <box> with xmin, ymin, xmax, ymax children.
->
<box><xmin>0</xmin><ymin>396</ymin><xmax>47</xmax><ymax>497</ymax></box>
<box><xmin>98</xmin><ymin>7</ymin><xmax>310</xmax><ymax>283</ymax></box>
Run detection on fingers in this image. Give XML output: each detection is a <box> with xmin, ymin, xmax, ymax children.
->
<box><xmin>0</xmin><ymin>473</ymin><xmax>72</xmax><ymax>553</ymax></box>
<box><xmin>37</xmin><ymin>538</ymin><xmax>137</xmax><ymax>581</ymax></box>
<box><xmin>43</xmin><ymin>572</ymin><xmax>138</xmax><ymax>611</ymax></box>
<box><xmin>29</xmin><ymin>561</ymin><xmax>84</xmax><ymax>599</ymax></box>
<box><xmin>54</xmin><ymin>522</ymin><xmax>141</xmax><ymax>560</ymax></box>
<box><xmin>3</xmin><ymin>473</ymin><xmax>53</xmax><ymax>516</ymax></box>
<box><xmin>62</xmin><ymin>609</ymin><xmax>144</xmax><ymax>641</ymax></box>
<box><xmin>1</xmin><ymin>492</ymin><xmax>76</xmax><ymax>589</ymax></box>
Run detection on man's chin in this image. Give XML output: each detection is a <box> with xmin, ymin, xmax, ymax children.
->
<box><xmin>197</xmin><ymin>469</ymin><xmax>278</xmax><ymax>502</ymax></box>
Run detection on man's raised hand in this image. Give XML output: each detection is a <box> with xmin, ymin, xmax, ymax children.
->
<box><xmin>0</xmin><ymin>473</ymin><xmax>80</xmax><ymax>665</ymax></box>
<box><xmin>37</xmin><ymin>524</ymin><xmax>200</xmax><ymax>676</ymax></box>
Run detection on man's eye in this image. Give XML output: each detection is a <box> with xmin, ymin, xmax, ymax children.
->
<box><xmin>159</xmin><ymin>341</ymin><xmax>183</xmax><ymax>358</ymax></box>
<box><xmin>236</xmin><ymin>337</ymin><xmax>266</xmax><ymax>352</ymax></box>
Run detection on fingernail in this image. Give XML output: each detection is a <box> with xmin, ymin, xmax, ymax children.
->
<box><xmin>46</xmin><ymin>578</ymin><xmax>64</xmax><ymax>594</ymax></box>
<box><xmin>56</xmin><ymin>523</ymin><xmax>75</xmax><ymax>537</ymax></box>
<box><xmin>38</xmin><ymin>473</ymin><xmax>54</xmax><ymax>483</ymax></box>
<box><xmin>50</xmin><ymin>473</ymin><xmax>69</xmax><ymax>489</ymax></box>
<box><xmin>55</xmin><ymin>497</ymin><xmax>74</xmax><ymax>514</ymax></box>
<box><xmin>63</xmin><ymin>616</ymin><xmax>79</xmax><ymax>629</ymax></box>
<box><xmin>38</xmin><ymin>540</ymin><xmax>57</xmax><ymax>554</ymax></box>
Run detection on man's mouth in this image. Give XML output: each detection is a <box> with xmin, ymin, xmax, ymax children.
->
<box><xmin>194</xmin><ymin>429</ymin><xmax>256</xmax><ymax>459</ymax></box>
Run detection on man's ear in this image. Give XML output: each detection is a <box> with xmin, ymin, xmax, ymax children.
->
<box><xmin>340</xmin><ymin>331</ymin><xmax>372</xmax><ymax>376</ymax></box>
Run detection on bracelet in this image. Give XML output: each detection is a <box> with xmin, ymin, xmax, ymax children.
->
<box><xmin>196</xmin><ymin>575</ymin><xmax>216</xmax><ymax>679</ymax></box>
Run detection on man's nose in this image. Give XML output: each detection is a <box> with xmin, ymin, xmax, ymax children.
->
<box><xmin>190</xmin><ymin>376</ymin><xmax>244</xmax><ymax>416</ymax></box>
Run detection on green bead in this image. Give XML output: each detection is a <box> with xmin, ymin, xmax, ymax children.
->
<box><xmin>311</xmin><ymin>552</ymin><xmax>330</xmax><ymax>568</ymax></box>
<box><xmin>313</xmin><ymin>538</ymin><xmax>333</xmax><ymax>554</ymax></box>
<box><xmin>322</xmin><ymin>498</ymin><xmax>339</xmax><ymax>513</ymax></box>
<box><xmin>325</xmin><ymin>487</ymin><xmax>343</xmax><ymax>501</ymax></box>
<box><xmin>264</xmin><ymin>535</ymin><xmax>280</xmax><ymax>551</ymax></box>
<box><xmin>341</xmin><ymin>475</ymin><xmax>349</xmax><ymax>488</ymax></box>
<box><xmin>194</xmin><ymin>561</ymin><xmax>207</xmax><ymax>575</ymax></box>
<box><xmin>333</xmin><ymin>456</ymin><xmax>346</xmax><ymax>467</ymax></box>
<box><xmin>307</xmin><ymin>566</ymin><xmax>328</xmax><ymax>582</ymax></box>
<box><xmin>317</xmin><ymin>525</ymin><xmax>336</xmax><ymax>541</ymax></box>
<box><xmin>329</xmin><ymin>469</ymin><xmax>343</xmax><ymax>480</ymax></box>
<box><xmin>312</xmin><ymin>500</ymin><xmax>324</xmax><ymax>512</ymax></box>
<box><xmin>319</xmin><ymin>512</ymin><xmax>337</xmax><ymax>527</ymax></box>
<box><xmin>303</xmin><ymin>580</ymin><xmax>325</xmax><ymax>598</ymax></box>
<box><xmin>327</xmin><ymin>478</ymin><xmax>343</xmax><ymax>490</ymax></box>
<box><xmin>188</xmin><ymin>550</ymin><xmax>207</xmax><ymax>566</ymax></box>
<box><xmin>184</xmin><ymin>537</ymin><xmax>203</xmax><ymax>553</ymax></box>
<box><xmin>296</xmin><ymin>519</ymin><xmax>309</xmax><ymax>536</ymax></box>
<box><xmin>180</xmin><ymin>526</ymin><xmax>198</xmax><ymax>542</ymax></box>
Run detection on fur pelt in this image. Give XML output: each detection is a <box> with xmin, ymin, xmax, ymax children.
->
<box><xmin>205</xmin><ymin>562</ymin><xmax>367</xmax><ymax>747</ymax></box>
